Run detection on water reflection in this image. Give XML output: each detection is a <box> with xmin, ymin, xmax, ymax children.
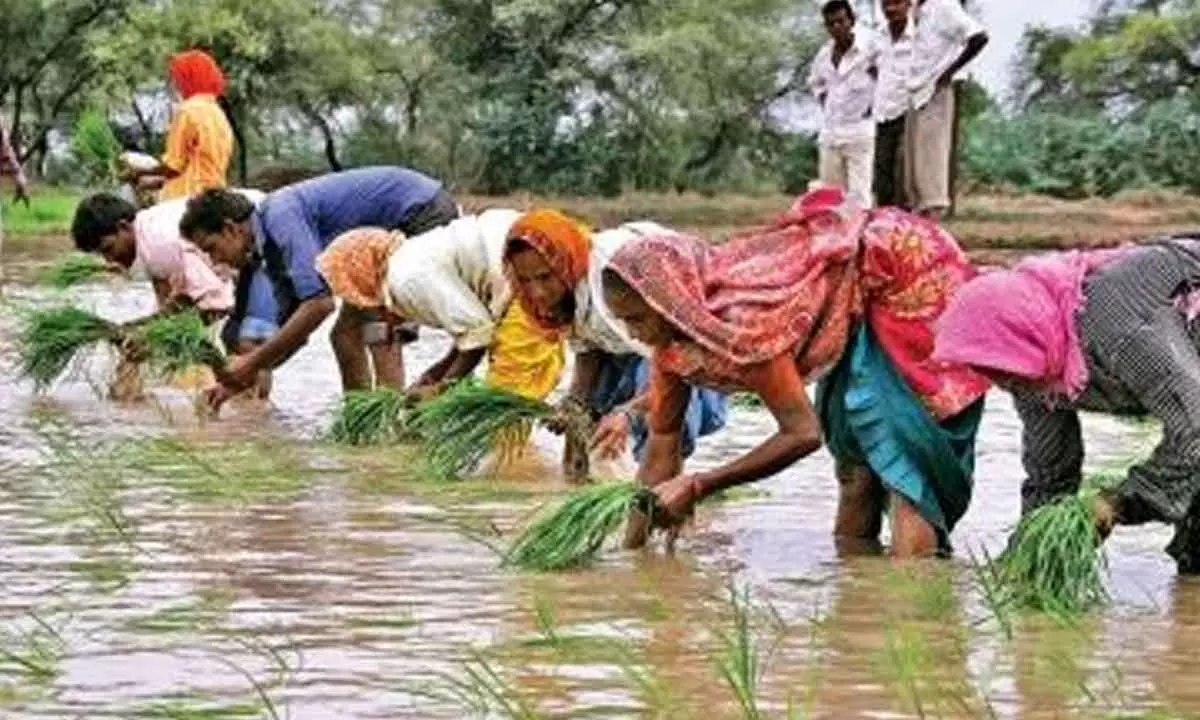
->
<box><xmin>0</xmin><ymin>278</ymin><xmax>1197</xmax><ymax>718</ymax></box>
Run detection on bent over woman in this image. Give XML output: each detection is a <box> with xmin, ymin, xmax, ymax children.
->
<box><xmin>603</xmin><ymin>188</ymin><xmax>989</xmax><ymax>557</ymax></box>
<box><xmin>935</xmin><ymin>238</ymin><xmax>1200</xmax><ymax>573</ymax></box>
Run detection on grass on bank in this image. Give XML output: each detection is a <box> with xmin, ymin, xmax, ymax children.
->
<box><xmin>7</xmin><ymin>183</ymin><xmax>1200</xmax><ymax>257</ymax></box>
<box><xmin>1</xmin><ymin>186</ymin><xmax>82</xmax><ymax>239</ymax></box>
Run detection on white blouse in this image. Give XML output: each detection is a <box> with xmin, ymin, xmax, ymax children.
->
<box><xmin>385</xmin><ymin>209</ymin><xmax>520</xmax><ymax>350</ymax></box>
<box><xmin>569</xmin><ymin>220</ymin><xmax>673</xmax><ymax>358</ymax></box>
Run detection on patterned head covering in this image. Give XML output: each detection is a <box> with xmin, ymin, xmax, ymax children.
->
<box><xmin>316</xmin><ymin>227</ymin><xmax>405</xmax><ymax>309</ymax></box>
<box><xmin>605</xmin><ymin>187</ymin><xmax>864</xmax><ymax>368</ymax></box>
<box><xmin>933</xmin><ymin>247</ymin><xmax>1129</xmax><ymax>400</ymax></box>
<box><xmin>169</xmin><ymin>50</ymin><xmax>227</xmax><ymax>99</ymax></box>
<box><xmin>504</xmin><ymin>209</ymin><xmax>592</xmax><ymax>330</ymax></box>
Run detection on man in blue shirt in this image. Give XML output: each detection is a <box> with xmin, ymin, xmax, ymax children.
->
<box><xmin>181</xmin><ymin>166</ymin><xmax>459</xmax><ymax>412</ymax></box>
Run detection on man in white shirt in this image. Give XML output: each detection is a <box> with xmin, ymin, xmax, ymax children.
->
<box><xmin>904</xmin><ymin>0</ymin><xmax>987</xmax><ymax>218</ymax></box>
<box><xmin>807</xmin><ymin>0</ymin><xmax>878</xmax><ymax>208</ymax></box>
<box><xmin>872</xmin><ymin>0</ymin><xmax>914</xmax><ymax>208</ymax></box>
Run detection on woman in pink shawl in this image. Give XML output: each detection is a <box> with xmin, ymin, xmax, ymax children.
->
<box><xmin>602</xmin><ymin>187</ymin><xmax>989</xmax><ymax>558</ymax></box>
<box><xmin>934</xmin><ymin>238</ymin><xmax>1200</xmax><ymax>574</ymax></box>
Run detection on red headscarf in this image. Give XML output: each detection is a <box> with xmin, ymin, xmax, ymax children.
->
<box><xmin>168</xmin><ymin>50</ymin><xmax>227</xmax><ymax>99</ymax></box>
<box><xmin>606</xmin><ymin>188</ymin><xmax>864</xmax><ymax>370</ymax></box>
<box><xmin>505</xmin><ymin>209</ymin><xmax>592</xmax><ymax>330</ymax></box>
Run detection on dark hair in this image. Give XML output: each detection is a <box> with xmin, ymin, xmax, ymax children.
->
<box><xmin>179</xmin><ymin>188</ymin><xmax>255</xmax><ymax>240</ymax></box>
<box><xmin>601</xmin><ymin>267</ymin><xmax>635</xmax><ymax>297</ymax></box>
<box><xmin>71</xmin><ymin>193</ymin><xmax>137</xmax><ymax>252</ymax></box>
<box><xmin>821</xmin><ymin>0</ymin><xmax>855</xmax><ymax>19</ymax></box>
<box><xmin>503</xmin><ymin>236</ymin><xmax>536</xmax><ymax>259</ymax></box>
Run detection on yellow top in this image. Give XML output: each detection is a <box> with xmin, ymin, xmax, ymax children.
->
<box><xmin>486</xmin><ymin>302</ymin><xmax>565</xmax><ymax>401</ymax></box>
<box><xmin>159</xmin><ymin>94</ymin><xmax>233</xmax><ymax>201</ymax></box>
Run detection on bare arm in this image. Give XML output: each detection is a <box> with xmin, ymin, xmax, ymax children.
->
<box><xmin>414</xmin><ymin>347</ymin><xmax>458</xmax><ymax>388</ymax></box>
<box><xmin>624</xmin><ymin>368</ymin><xmax>689</xmax><ymax>549</ymax></box>
<box><xmin>637</xmin><ymin>371</ymin><xmax>690</xmax><ymax>489</ymax></box>
<box><xmin>413</xmin><ymin>346</ymin><xmax>487</xmax><ymax>392</ymax></box>
<box><xmin>151</xmin><ymin>278</ymin><xmax>173</xmax><ymax>308</ymax></box>
<box><xmin>242</xmin><ymin>295</ymin><xmax>335</xmax><ymax>373</ymax></box>
<box><xmin>568</xmin><ymin>351</ymin><xmax>603</xmax><ymax>402</ymax></box>
<box><xmin>439</xmin><ymin>347</ymin><xmax>487</xmax><ymax>384</ymax></box>
<box><xmin>691</xmin><ymin>356</ymin><xmax>822</xmax><ymax>499</ymax></box>
<box><xmin>939</xmin><ymin>33</ymin><xmax>988</xmax><ymax>86</ymax></box>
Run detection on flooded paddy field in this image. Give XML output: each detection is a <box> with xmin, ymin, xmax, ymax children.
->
<box><xmin>0</xmin><ymin>265</ymin><xmax>1195</xmax><ymax>720</ymax></box>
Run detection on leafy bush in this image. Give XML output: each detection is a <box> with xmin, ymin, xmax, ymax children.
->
<box><xmin>962</xmin><ymin>99</ymin><xmax>1200</xmax><ymax>198</ymax></box>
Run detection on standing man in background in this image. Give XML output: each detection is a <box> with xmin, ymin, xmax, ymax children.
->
<box><xmin>808</xmin><ymin>0</ymin><xmax>878</xmax><ymax>208</ymax></box>
<box><xmin>0</xmin><ymin>118</ymin><xmax>30</xmax><ymax>294</ymax></box>
<box><xmin>904</xmin><ymin>0</ymin><xmax>987</xmax><ymax>219</ymax></box>
<box><xmin>872</xmin><ymin>0</ymin><xmax>914</xmax><ymax>208</ymax></box>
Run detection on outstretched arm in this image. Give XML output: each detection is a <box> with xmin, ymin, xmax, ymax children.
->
<box><xmin>650</xmin><ymin>354</ymin><xmax>822</xmax><ymax>523</ymax></box>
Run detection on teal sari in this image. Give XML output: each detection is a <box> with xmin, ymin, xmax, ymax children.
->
<box><xmin>816</xmin><ymin>324</ymin><xmax>984</xmax><ymax>547</ymax></box>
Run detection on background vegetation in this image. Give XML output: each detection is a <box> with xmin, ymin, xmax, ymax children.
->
<box><xmin>0</xmin><ymin>0</ymin><xmax>1196</xmax><ymax>199</ymax></box>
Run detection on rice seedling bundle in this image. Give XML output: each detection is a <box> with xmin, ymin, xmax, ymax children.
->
<box><xmin>17</xmin><ymin>307</ymin><xmax>224</xmax><ymax>393</ymax></box>
<box><xmin>38</xmin><ymin>254</ymin><xmax>110</xmax><ymax>289</ymax></box>
<box><xmin>991</xmin><ymin>490</ymin><xmax>1109</xmax><ymax>616</ymax></box>
<box><xmin>72</xmin><ymin>110</ymin><xmax>122</xmax><ymax>185</ymax></box>
<box><xmin>17</xmin><ymin>306</ymin><xmax>117</xmax><ymax>390</ymax></box>
<box><xmin>408</xmin><ymin>380</ymin><xmax>558</xmax><ymax>479</ymax></box>
<box><xmin>503</xmin><ymin>480</ymin><xmax>658</xmax><ymax>571</ymax></box>
<box><xmin>136</xmin><ymin>311</ymin><xmax>226</xmax><ymax>377</ymax></box>
<box><xmin>328</xmin><ymin>388</ymin><xmax>409</xmax><ymax>445</ymax></box>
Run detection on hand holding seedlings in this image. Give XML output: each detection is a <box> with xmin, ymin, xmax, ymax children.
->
<box><xmin>590</xmin><ymin>410</ymin><xmax>630</xmax><ymax>459</ymax></box>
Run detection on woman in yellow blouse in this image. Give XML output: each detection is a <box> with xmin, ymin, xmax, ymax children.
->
<box><xmin>122</xmin><ymin>50</ymin><xmax>234</xmax><ymax>201</ymax></box>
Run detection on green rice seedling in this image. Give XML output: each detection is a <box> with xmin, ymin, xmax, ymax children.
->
<box><xmin>502</xmin><ymin>480</ymin><xmax>657</xmax><ymax>571</ymax></box>
<box><xmin>878</xmin><ymin>623</ymin><xmax>931</xmax><ymax>718</ymax></box>
<box><xmin>327</xmin><ymin>387</ymin><xmax>409</xmax><ymax>445</ymax></box>
<box><xmin>135</xmin><ymin>311</ymin><xmax>226</xmax><ymax>377</ymax></box>
<box><xmin>0</xmin><ymin>613</ymin><xmax>67</xmax><ymax>686</ymax></box>
<box><xmin>423</xmin><ymin>650</ymin><xmax>542</xmax><ymax>719</ymax></box>
<box><xmin>38</xmin><ymin>253</ymin><xmax>110</xmax><ymax>289</ymax></box>
<box><xmin>730</xmin><ymin>392</ymin><xmax>764</xmax><ymax>409</ymax></box>
<box><xmin>130</xmin><ymin>698</ymin><xmax>264</xmax><ymax>719</ymax></box>
<box><xmin>408</xmin><ymin>380</ymin><xmax>560</xmax><ymax>479</ymax></box>
<box><xmin>968</xmin><ymin>546</ymin><xmax>1016</xmax><ymax>640</ymax></box>
<box><xmin>17</xmin><ymin>305</ymin><xmax>117</xmax><ymax>390</ymax></box>
<box><xmin>715</xmin><ymin>585</ymin><xmax>765</xmax><ymax>720</ymax></box>
<box><xmin>992</xmin><ymin>490</ymin><xmax>1109</xmax><ymax>616</ymax></box>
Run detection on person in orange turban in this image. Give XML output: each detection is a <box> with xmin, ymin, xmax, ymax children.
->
<box><xmin>121</xmin><ymin>49</ymin><xmax>234</xmax><ymax>201</ymax></box>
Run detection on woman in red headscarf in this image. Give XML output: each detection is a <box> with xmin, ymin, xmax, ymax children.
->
<box><xmin>122</xmin><ymin>49</ymin><xmax>235</xmax><ymax>201</ymax></box>
<box><xmin>602</xmin><ymin>187</ymin><xmax>990</xmax><ymax>559</ymax></box>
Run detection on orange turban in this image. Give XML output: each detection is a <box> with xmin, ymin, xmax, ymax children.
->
<box><xmin>505</xmin><ymin>209</ymin><xmax>592</xmax><ymax>330</ymax></box>
<box><xmin>316</xmin><ymin>228</ymin><xmax>403</xmax><ymax>309</ymax></box>
<box><xmin>168</xmin><ymin>50</ymin><xmax>227</xmax><ymax>99</ymax></box>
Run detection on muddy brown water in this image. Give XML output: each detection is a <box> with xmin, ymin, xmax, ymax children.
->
<box><xmin>0</xmin><ymin>269</ymin><xmax>1195</xmax><ymax>719</ymax></box>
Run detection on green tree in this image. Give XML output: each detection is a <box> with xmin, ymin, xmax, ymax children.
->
<box><xmin>0</xmin><ymin>0</ymin><xmax>133</xmax><ymax>170</ymax></box>
<box><xmin>1013</xmin><ymin>0</ymin><xmax>1200</xmax><ymax>110</ymax></box>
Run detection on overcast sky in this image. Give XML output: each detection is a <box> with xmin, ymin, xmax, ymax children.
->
<box><xmin>970</xmin><ymin>0</ymin><xmax>1094</xmax><ymax>102</ymax></box>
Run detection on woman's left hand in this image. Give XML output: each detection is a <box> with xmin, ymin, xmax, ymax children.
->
<box><xmin>202</xmin><ymin>383</ymin><xmax>238</xmax><ymax>414</ymax></box>
<box><xmin>405</xmin><ymin>382</ymin><xmax>444</xmax><ymax>406</ymax></box>
<box><xmin>590</xmin><ymin>411</ymin><xmax>629</xmax><ymax>459</ymax></box>
<box><xmin>217</xmin><ymin>354</ymin><xmax>258</xmax><ymax>391</ymax></box>
<box><xmin>648</xmin><ymin>474</ymin><xmax>704</xmax><ymax>527</ymax></box>
<box><xmin>117</xmin><ymin>334</ymin><xmax>150</xmax><ymax>364</ymax></box>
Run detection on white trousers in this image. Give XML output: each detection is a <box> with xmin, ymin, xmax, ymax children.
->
<box><xmin>904</xmin><ymin>85</ymin><xmax>955</xmax><ymax>213</ymax></box>
<box><xmin>818</xmin><ymin>137</ymin><xmax>876</xmax><ymax>208</ymax></box>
